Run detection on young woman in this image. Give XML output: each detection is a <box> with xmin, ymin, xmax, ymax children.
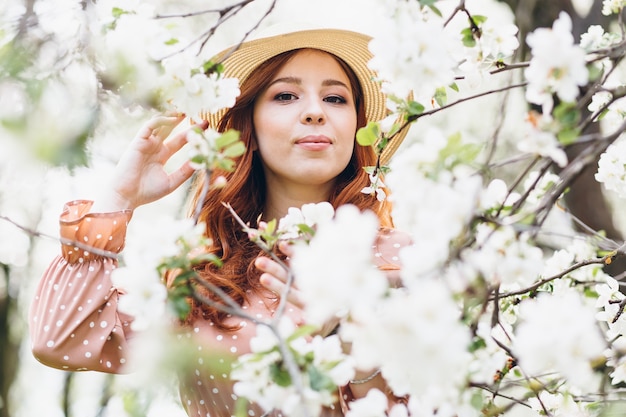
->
<box><xmin>29</xmin><ymin>28</ymin><xmax>410</xmax><ymax>416</ymax></box>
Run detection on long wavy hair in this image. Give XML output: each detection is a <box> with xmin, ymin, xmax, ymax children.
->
<box><xmin>183</xmin><ymin>48</ymin><xmax>392</xmax><ymax>330</ymax></box>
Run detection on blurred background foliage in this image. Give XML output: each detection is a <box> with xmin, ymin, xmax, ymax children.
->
<box><xmin>1</xmin><ymin>0</ymin><xmax>624</xmax><ymax>416</ymax></box>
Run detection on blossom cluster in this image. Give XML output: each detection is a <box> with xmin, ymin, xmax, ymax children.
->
<box><xmin>231</xmin><ymin>318</ymin><xmax>354</xmax><ymax>417</ymax></box>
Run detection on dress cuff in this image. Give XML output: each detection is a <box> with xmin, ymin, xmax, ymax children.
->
<box><xmin>59</xmin><ymin>200</ymin><xmax>133</xmax><ymax>263</ymax></box>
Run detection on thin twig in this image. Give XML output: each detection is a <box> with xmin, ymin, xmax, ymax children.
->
<box><xmin>496</xmin><ymin>256</ymin><xmax>609</xmax><ymax>299</ymax></box>
<box><xmin>222</xmin><ymin>202</ymin><xmax>294</xmax><ymax>324</ymax></box>
<box><xmin>0</xmin><ymin>215</ymin><xmax>120</xmax><ymax>261</ymax></box>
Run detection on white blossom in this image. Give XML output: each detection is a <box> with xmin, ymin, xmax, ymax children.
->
<box><xmin>602</xmin><ymin>0</ymin><xmax>626</xmax><ymax>15</ymax></box>
<box><xmin>528</xmin><ymin>392</ymin><xmax>594</xmax><ymax>417</ymax></box>
<box><xmin>368</xmin><ymin>1</ymin><xmax>456</xmax><ymax>101</ymax></box>
<box><xmin>462</xmin><ymin>224</ymin><xmax>544</xmax><ymax>290</ymax></box>
<box><xmin>162</xmin><ymin>56</ymin><xmax>240</xmax><ymax>117</ymax></box>
<box><xmin>596</xmin><ymin>276</ymin><xmax>626</xmax><ymax>338</ymax></box>
<box><xmin>479</xmin><ymin>21</ymin><xmax>520</xmax><ymax>60</ymax></box>
<box><xmin>290</xmin><ymin>205</ymin><xmax>387</xmax><ymax>325</ymax></box>
<box><xmin>514</xmin><ymin>291</ymin><xmax>605</xmax><ymax>391</ymax></box>
<box><xmin>580</xmin><ymin>25</ymin><xmax>619</xmax><ymax>51</ymax></box>
<box><xmin>232</xmin><ymin>318</ymin><xmax>353</xmax><ymax>417</ymax></box>
<box><xmin>0</xmin><ymin>221</ymin><xmax>30</xmax><ymax>267</ymax></box>
<box><xmin>360</xmin><ymin>172</ymin><xmax>387</xmax><ymax>201</ymax></box>
<box><xmin>111</xmin><ymin>265</ymin><xmax>167</xmax><ymax>331</ymax></box>
<box><xmin>342</xmin><ymin>280</ymin><xmax>472</xmax><ymax>409</ymax></box>
<box><xmin>186</xmin><ymin>127</ymin><xmax>220</xmax><ymax>170</ymax></box>
<box><xmin>596</xmin><ymin>139</ymin><xmax>626</xmax><ymax>198</ymax></box>
<box><xmin>525</xmin><ymin>12</ymin><xmax>588</xmax><ymax>114</ymax></box>
<box><xmin>459</xmin><ymin>20</ymin><xmax>520</xmax><ymax>83</ymax></box>
<box><xmin>518</xmin><ymin>113</ymin><xmax>568</xmax><ymax>167</ymax></box>
<box><xmin>277</xmin><ymin>202</ymin><xmax>335</xmax><ymax>239</ymax></box>
<box><xmin>522</xmin><ymin>170</ymin><xmax>562</xmax><ymax>208</ymax></box>
<box><xmin>126</xmin><ymin>216</ymin><xmax>202</xmax><ymax>265</ymax></box>
<box><xmin>92</xmin><ymin>8</ymin><xmax>164</xmax><ymax>103</ymax></box>
<box><xmin>479</xmin><ymin>178</ymin><xmax>520</xmax><ymax>211</ymax></box>
<box><xmin>386</xmin><ymin>132</ymin><xmax>481</xmax><ymax>278</ymax></box>
<box><xmin>344</xmin><ymin>389</ymin><xmax>388</xmax><ymax>417</ymax></box>
<box><xmin>589</xmin><ymin>90</ymin><xmax>626</xmax><ymax>131</ymax></box>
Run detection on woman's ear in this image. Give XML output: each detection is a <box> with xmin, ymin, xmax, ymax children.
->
<box><xmin>250</xmin><ymin>135</ymin><xmax>258</xmax><ymax>151</ymax></box>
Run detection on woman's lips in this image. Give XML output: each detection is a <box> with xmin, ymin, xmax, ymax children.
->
<box><xmin>295</xmin><ymin>135</ymin><xmax>332</xmax><ymax>151</ymax></box>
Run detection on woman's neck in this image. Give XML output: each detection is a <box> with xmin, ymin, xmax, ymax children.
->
<box><xmin>262</xmin><ymin>182</ymin><xmax>333</xmax><ymax>221</ymax></box>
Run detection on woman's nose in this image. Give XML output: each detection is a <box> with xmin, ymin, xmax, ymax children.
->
<box><xmin>301</xmin><ymin>99</ymin><xmax>325</xmax><ymax>124</ymax></box>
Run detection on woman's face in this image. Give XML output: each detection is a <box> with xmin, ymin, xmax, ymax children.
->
<box><xmin>253</xmin><ymin>49</ymin><xmax>357</xmax><ymax>194</ymax></box>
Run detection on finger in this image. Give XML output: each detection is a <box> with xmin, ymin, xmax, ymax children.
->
<box><xmin>260</xmin><ymin>273</ymin><xmax>304</xmax><ymax>308</ymax></box>
<box><xmin>163</xmin><ymin>120</ymin><xmax>208</xmax><ymax>157</ymax></box>
<box><xmin>167</xmin><ymin>161</ymin><xmax>197</xmax><ymax>192</ymax></box>
<box><xmin>136</xmin><ymin>115</ymin><xmax>185</xmax><ymax>140</ymax></box>
<box><xmin>255</xmin><ymin>256</ymin><xmax>288</xmax><ymax>284</ymax></box>
<box><xmin>277</xmin><ymin>240</ymin><xmax>295</xmax><ymax>258</ymax></box>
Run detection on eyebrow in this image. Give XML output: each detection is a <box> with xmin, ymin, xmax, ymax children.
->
<box><xmin>268</xmin><ymin>76</ymin><xmax>350</xmax><ymax>89</ymax></box>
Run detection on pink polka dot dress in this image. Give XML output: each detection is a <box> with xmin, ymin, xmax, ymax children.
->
<box><xmin>29</xmin><ymin>201</ymin><xmax>409</xmax><ymax>417</ymax></box>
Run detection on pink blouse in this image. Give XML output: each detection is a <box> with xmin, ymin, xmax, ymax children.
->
<box><xmin>29</xmin><ymin>200</ymin><xmax>409</xmax><ymax>417</ymax></box>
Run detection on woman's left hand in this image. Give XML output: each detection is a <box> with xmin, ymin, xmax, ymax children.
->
<box><xmin>255</xmin><ymin>241</ymin><xmax>304</xmax><ymax>308</ymax></box>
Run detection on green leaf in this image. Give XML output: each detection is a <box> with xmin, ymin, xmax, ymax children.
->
<box><xmin>553</xmin><ymin>102</ymin><xmax>580</xmax><ymax>127</ymax></box>
<box><xmin>470</xmin><ymin>391</ymin><xmax>484</xmax><ymax>410</ymax></box>
<box><xmin>557</xmin><ymin>127</ymin><xmax>580</xmax><ymax>145</ymax></box>
<box><xmin>164</xmin><ymin>38</ymin><xmax>179</xmax><ymax>46</ymax></box>
<box><xmin>270</xmin><ymin>363</ymin><xmax>292</xmax><ymax>387</ymax></box>
<box><xmin>308</xmin><ymin>366</ymin><xmax>335</xmax><ymax>392</ymax></box>
<box><xmin>191</xmin><ymin>253</ymin><xmax>222</xmax><ymax>267</ymax></box>
<box><xmin>471</xmin><ymin>15</ymin><xmax>488</xmax><ymax>25</ymax></box>
<box><xmin>169</xmin><ymin>296</ymin><xmax>191</xmax><ymax>319</ymax></box>
<box><xmin>217</xmin><ymin>159</ymin><xmax>236</xmax><ymax>171</ymax></box>
<box><xmin>216</xmin><ymin>129</ymin><xmax>241</xmax><ymax>149</ymax></box>
<box><xmin>406</xmin><ymin>100</ymin><xmax>425</xmax><ymax>116</ymax></box>
<box><xmin>587</xmin><ymin>63</ymin><xmax>603</xmax><ymax>82</ymax></box>
<box><xmin>461</xmin><ymin>28</ymin><xmax>476</xmax><ymax>47</ymax></box>
<box><xmin>468</xmin><ymin>336</ymin><xmax>487</xmax><ymax>353</ymax></box>
<box><xmin>356</xmin><ymin>121</ymin><xmax>380</xmax><ymax>146</ymax></box>
<box><xmin>286</xmin><ymin>324</ymin><xmax>318</xmax><ymax>343</ymax></box>
<box><xmin>418</xmin><ymin>0</ymin><xmax>443</xmax><ymax>15</ymax></box>
<box><xmin>434</xmin><ymin>86</ymin><xmax>447</xmax><ymax>107</ymax></box>
<box><xmin>387</xmin><ymin>122</ymin><xmax>401</xmax><ymax>138</ymax></box>
<box><xmin>203</xmin><ymin>60</ymin><xmax>224</xmax><ymax>75</ymax></box>
<box><xmin>111</xmin><ymin>7</ymin><xmax>129</xmax><ymax>18</ymax></box>
<box><xmin>449</xmin><ymin>82</ymin><xmax>459</xmax><ymax>92</ymax></box>
<box><xmin>264</xmin><ymin>218</ymin><xmax>277</xmax><ymax>235</ymax></box>
<box><xmin>223</xmin><ymin>142</ymin><xmax>246</xmax><ymax>158</ymax></box>
<box><xmin>439</xmin><ymin>132</ymin><xmax>481</xmax><ymax>166</ymax></box>
<box><xmin>297</xmin><ymin>223</ymin><xmax>316</xmax><ymax>236</ymax></box>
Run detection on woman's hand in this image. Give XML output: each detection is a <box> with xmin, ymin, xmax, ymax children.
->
<box><xmin>255</xmin><ymin>241</ymin><xmax>340</xmax><ymax>337</ymax></box>
<box><xmin>94</xmin><ymin>114</ymin><xmax>207</xmax><ymax>212</ymax></box>
<box><xmin>255</xmin><ymin>241</ymin><xmax>304</xmax><ymax>308</ymax></box>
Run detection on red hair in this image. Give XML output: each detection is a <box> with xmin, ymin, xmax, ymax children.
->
<box><xmin>182</xmin><ymin>49</ymin><xmax>392</xmax><ymax>329</ymax></box>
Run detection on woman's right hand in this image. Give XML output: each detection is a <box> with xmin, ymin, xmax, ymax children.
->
<box><xmin>93</xmin><ymin>114</ymin><xmax>207</xmax><ymax>212</ymax></box>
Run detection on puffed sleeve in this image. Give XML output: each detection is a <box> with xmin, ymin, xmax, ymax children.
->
<box><xmin>29</xmin><ymin>200</ymin><xmax>134</xmax><ymax>373</ymax></box>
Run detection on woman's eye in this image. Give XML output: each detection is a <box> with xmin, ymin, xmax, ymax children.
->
<box><xmin>324</xmin><ymin>95</ymin><xmax>347</xmax><ymax>104</ymax></box>
<box><xmin>274</xmin><ymin>93</ymin><xmax>297</xmax><ymax>101</ymax></box>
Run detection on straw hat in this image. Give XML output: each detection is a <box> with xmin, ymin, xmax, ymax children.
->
<box><xmin>201</xmin><ymin>28</ymin><xmax>407</xmax><ymax>165</ymax></box>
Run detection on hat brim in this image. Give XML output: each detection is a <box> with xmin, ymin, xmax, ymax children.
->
<box><xmin>202</xmin><ymin>28</ymin><xmax>406</xmax><ymax>165</ymax></box>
